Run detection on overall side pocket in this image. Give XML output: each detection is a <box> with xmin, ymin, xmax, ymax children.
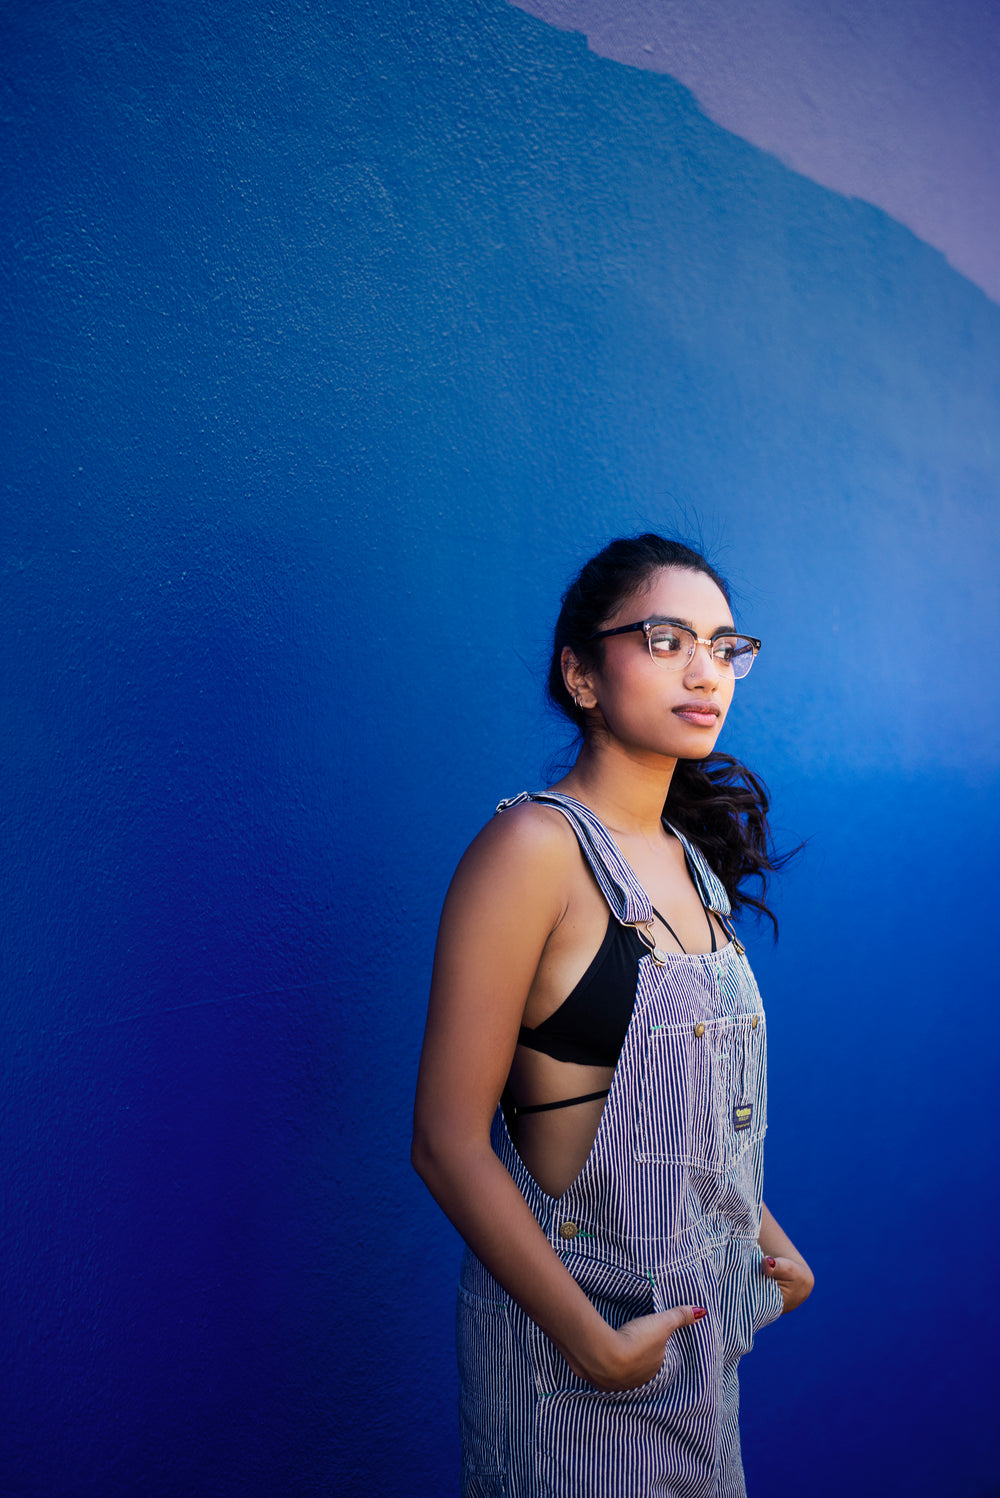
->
<box><xmin>456</xmin><ymin>1286</ymin><xmax>510</xmax><ymax>1489</ymax></box>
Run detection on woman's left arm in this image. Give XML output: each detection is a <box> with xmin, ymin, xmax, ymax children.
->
<box><xmin>758</xmin><ymin>1202</ymin><xmax>815</xmax><ymax>1313</ymax></box>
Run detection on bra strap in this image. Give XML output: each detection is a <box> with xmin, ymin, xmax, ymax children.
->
<box><xmin>650</xmin><ymin>903</ymin><xmax>687</xmax><ymax>954</ymax></box>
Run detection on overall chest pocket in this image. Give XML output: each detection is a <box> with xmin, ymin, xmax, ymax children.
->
<box><xmin>635</xmin><ymin>1014</ymin><xmax>766</xmax><ymax>1171</ymax></box>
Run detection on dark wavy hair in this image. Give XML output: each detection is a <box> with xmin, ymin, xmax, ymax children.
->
<box><xmin>548</xmin><ymin>534</ymin><xmax>796</xmax><ymax>934</ymax></box>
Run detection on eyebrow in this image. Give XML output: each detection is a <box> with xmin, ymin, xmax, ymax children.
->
<box><xmin>647</xmin><ymin>615</ymin><xmax>739</xmax><ymax>637</ymax></box>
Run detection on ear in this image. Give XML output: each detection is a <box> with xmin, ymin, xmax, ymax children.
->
<box><xmin>561</xmin><ymin>645</ymin><xmax>597</xmax><ymax>711</ymax></box>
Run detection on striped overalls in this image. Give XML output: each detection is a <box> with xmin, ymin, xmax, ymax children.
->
<box><xmin>457</xmin><ymin>792</ymin><xmax>783</xmax><ymax>1498</ymax></box>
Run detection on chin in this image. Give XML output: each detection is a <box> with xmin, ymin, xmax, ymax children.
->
<box><xmin>666</xmin><ymin>729</ymin><xmax>723</xmax><ymax>760</ymax></box>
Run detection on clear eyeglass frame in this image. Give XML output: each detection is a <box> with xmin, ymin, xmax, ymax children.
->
<box><xmin>586</xmin><ymin>619</ymin><xmax>761</xmax><ymax>679</ymax></box>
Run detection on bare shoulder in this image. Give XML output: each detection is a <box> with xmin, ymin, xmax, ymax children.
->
<box><xmin>431</xmin><ymin>802</ymin><xmax>586</xmax><ymax>988</ymax></box>
<box><xmin>438</xmin><ymin>797</ymin><xmax>583</xmax><ymax>937</ymax></box>
<box><xmin>455</xmin><ymin>797</ymin><xmax>580</xmax><ymax>882</ymax></box>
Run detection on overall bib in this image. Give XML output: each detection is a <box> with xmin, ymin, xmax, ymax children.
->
<box><xmin>457</xmin><ymin>792</ymin><xmax>784</xmax><ymax>1498</ymax></box>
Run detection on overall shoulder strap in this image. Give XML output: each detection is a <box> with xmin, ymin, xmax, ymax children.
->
<box><xmin>663</xmin><ymin>821</ymin><xmax>732</xmax><ymax>916</ymax></box>
<box><xmin>495</xmin><ymin>791</ymin><xmax>653</xmax><ymax>925</ymax></box>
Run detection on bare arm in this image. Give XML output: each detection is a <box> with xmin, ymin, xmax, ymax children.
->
<box><xmin>412</xmin><ymin>806</ymin><xmax>702</xmax><ymax>1389</ymax></box>
<box><xmin>758</xmin><ymin>1201</ymin><xmax>815</xmax><ymax>1313</ymax></box>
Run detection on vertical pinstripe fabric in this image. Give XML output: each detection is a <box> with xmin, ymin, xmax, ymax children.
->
<box><xmin>457</xmin><ymin>793</ymin><xmax>783</xmax><ymax>1498</ymax></box>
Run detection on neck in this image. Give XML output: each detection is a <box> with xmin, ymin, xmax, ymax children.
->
<box><xmin>554</xmin><ymin>735</ymin><xmax>678</xmax><ymax>837</ymax></box>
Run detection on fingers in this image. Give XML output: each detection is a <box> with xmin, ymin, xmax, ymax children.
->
<box><xmin>676</xmin><ymin>1303</ymin><xmax>708</xmax><ymax>1327</ymax></box>
<box><xmin>634</xmin><ymin>1305</ymin><xmax>708</xmax><ymax>1342</ymax></box>
<box><xmin>760</xmin><ymin>1253</ymin><xmax>815</xmax><ymax>1312</ymax></box>
<box><xmin>639</xmin><ymin>1305</ymin><xmax>707</xmax><ymax>1339</ymax></box>
<box><xmin>618</xmin><ymin>1304</ymin><xmax>707</xmax><ymax>1348</ymax></box>
<box><xmin>762</xmin><ymin>1254</ymin><xmax>812</xmax><ymax>1287</ymax></box>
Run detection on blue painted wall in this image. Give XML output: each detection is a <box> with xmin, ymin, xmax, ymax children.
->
<box><xmin>3</xmin><ymin>3</ymin><xmax>998</xmax><ymax>1496</ymax></box>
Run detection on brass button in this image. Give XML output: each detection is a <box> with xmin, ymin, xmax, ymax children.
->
<box><xmin>693</xmin><ymin>1022</ymin><xmax>706</xmax><ymax>1038</ymax></box>
<box><xmin>559</xmin><ymin>1221</ymin><xmax>579</xmax><ymax>1240</ymax></box>
<box><xmin>751</xmin><ymin>1014</ymin><xmax>759</xmax><ymax>1030</ymax></box>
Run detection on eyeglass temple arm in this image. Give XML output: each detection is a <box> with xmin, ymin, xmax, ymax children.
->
<box><xmin>586</xmin><ymin>621</ymin><xmax>648</xmax><ymax>642</ymax></box>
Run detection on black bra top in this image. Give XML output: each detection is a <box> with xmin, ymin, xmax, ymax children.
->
<box><xmin>513</xmin><ymin>901</ymin><xmax>720</xmax><ymax>1113</ymax></box>
<box><xmin>516</xmin><ymin>914</ymin><xmax>648</xmax><ymax>1070</ymax></box>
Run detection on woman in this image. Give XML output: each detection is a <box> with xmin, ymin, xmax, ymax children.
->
<box><xmin>413</xmin><ymin>535</ymin><xmax>813</xmax><ymax>1497</ymax></box>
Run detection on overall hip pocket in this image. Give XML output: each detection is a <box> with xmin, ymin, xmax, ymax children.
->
<box><xmin>529</xmin><ymin>1258</ymin><xmax>682</xmax><ymax>1400</ymax></box>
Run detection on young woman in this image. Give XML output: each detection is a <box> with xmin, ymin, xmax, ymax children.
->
<box><xmin>413</xmin><ymin>535</ymin><xmax>813</xmax><ymax>1498</ymax></box>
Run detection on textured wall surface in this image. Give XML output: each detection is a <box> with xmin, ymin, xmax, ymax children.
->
<box><xmin>2</xmin><ymin>3</ymin><xmax>999</xmax><ymax>1496</ymax></box>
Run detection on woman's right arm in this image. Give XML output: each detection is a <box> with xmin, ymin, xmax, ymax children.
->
<box><xmin>411</xmin><ymin>806</ymin><xmax>701</xmax><ymax>1391</ymax></box>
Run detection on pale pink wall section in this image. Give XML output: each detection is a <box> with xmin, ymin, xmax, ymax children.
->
<box><xmin>509</xmin><ymin>0</ymin><xmax>1000</xmax><ymax>304</ymax></box>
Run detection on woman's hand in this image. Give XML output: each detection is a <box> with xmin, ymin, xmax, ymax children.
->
<box><xmin>762</xmin><ymin>1254</ymin><xmax>814</xmax><ymax>1314</ymax></box>
<box><xmin>757</xmin><ymin>1201</ymin><xmax>814</xmax><ymax>1315</ymax></box>
<box><xmin>568</xmin><ymin>1305</ymin><xmax>706</xmax><ymax>1391</ymax></box>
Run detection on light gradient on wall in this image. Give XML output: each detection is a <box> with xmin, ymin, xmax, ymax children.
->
<box><xmin>510</xmin><ymin>0</ymin><xmax>1000</xmax><ymax>302</ymax></box>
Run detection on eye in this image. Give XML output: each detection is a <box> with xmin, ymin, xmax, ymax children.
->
<box><xmin>713</xmin><ymin>636</ymin><xmax>757</xmax><ymax>677</ymax></box>
<box><xmin>711</xmin><ymin>637</ymin><xmax>739</xmax><ymax>666</ymax></box>
<box><xmin>647</xmin><ymin>626</ymin><xmax>687</xmax><ymax>658</ymax></box>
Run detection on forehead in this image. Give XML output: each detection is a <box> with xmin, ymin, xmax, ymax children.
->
<box><xmin>607</xmin><ymin>566</ymin><xmax>734</xmax><ymax>630</ymax></box>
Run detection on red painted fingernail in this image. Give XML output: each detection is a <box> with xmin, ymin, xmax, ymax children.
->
<box><xmin>765</xmin><ymin>1257</ymin><xmax>776</xmax><ymax>1268</ymax></box>
<box><xmin>692</xmin><ymin>1306</ymin><xmax>707</xmax><ymax>1320</ymax></box>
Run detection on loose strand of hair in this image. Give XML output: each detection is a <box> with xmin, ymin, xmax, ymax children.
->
<box><xmin>664</xmin><ymin>754</ymin><xmax>802</xmax><ymax>938</ymax></box>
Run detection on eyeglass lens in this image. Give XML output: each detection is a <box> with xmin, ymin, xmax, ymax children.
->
<box><xmin>647</xmin><ymin>624</ymin><xmax>756</xmax><ymax>678</ymax></box>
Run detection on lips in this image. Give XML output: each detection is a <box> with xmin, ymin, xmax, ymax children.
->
<box><xmin>672</xmin><ymin>703</ymin><xmax>721</xmax><ymax>727</ymax></box>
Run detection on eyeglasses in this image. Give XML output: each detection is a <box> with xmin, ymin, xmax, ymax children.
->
<box><xmin>587</xmin><ymin>620</ymin><xmax>761</xmax><ymax>679</ymax></box>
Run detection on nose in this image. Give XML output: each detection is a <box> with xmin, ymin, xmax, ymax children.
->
<box><xmin>683</xmin><ymin>640</ymin><xmax>722</xmax><ymax>687</ymax></box>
